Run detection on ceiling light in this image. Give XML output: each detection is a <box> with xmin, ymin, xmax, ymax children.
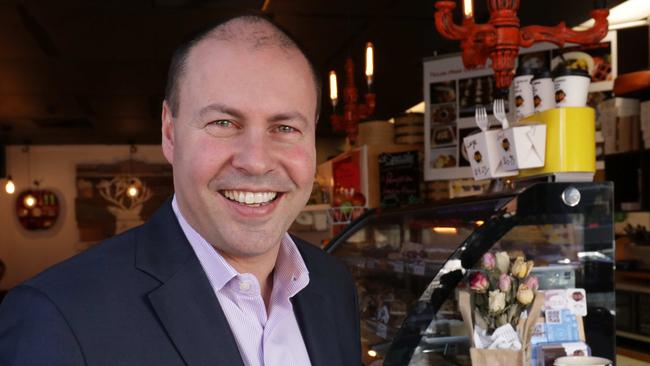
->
<box><xmin>576</xmin><ymin>0</ymin><xmax>650</xmax><ymax>30</ymax></box>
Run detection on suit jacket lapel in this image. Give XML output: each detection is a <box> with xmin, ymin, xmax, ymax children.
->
<box><xmin>147</xmin><ymin>258</ymin><xmax>244</xmax><ymax>366</ymax></box>
<box><xmin>135</xmin><ymin>199</ymin><xmax>244</xmax><ymax>366</ymax></box>
<box><xmin>292</xmin><ymin>287</ymin><xmax>343</xmax><ymax>366</ymax></box>
<box><xmin>292</xmin><ymin>241</ymin><xmax>344</xmax><ymax>366</ymax></box>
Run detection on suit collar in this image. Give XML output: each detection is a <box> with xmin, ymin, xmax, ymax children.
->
<box><xmin>135</xmin><ymin>199</ymin><xmax>244</xmax><ymax>366</ymax></box>
<box><xmin>134</xmin><ymin>198</ymin><xmax>194</xmax><ymax>282</ymax></box>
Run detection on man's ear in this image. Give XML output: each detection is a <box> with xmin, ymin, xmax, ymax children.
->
<box><xmin>161</xmin><ymin>100</ymin><xmax>175</xmax><ymax>164</ymax></box>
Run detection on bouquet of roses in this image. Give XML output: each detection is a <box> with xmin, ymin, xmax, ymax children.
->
<box><xmin>469</xmin><ymin>251</ymin><xmax>539</xmax><ymax>334</ymax></box>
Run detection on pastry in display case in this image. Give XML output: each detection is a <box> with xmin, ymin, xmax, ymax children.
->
<box><xmin>324</xmin><ymin>182</ymin><xmax>615</xmax><ymax>366</ymax></box>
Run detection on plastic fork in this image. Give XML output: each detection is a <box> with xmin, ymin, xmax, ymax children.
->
<box><xmin>475</xmin><ymin>105</ymin><xmax>488</xmax><ymax>132</ymax></box>
<box><xmin>493</xmin><ymin>99</ymin><xmax>510</xmax><ymax>129</ymax></box>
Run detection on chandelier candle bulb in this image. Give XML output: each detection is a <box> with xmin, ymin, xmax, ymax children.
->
<box><xmin>329</xmin><ymin>70</ymin><xmax>338</xmax><ymax>107</ymax></box>
<box><xmin>365</xmin><ymin>42</ymin><xmax>374</xmax><ymax>86</ymax></box>
<box><xmin>463</xmin><ymin>0</ymin><xmax>473</xmax><ymax>19</ymax></box>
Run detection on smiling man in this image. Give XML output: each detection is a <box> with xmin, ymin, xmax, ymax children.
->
<box><xmin>0</xmin><ymin>14</ymin><xmax>360</xmax><ymax>366</ymax></box>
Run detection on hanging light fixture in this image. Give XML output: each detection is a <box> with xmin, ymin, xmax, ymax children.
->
<box><xmin>22</xmin><ymin>146</ymin><xmax>36</xmax><ymax>207</ymax></box>
<box><xmin>4</xmin><ymin>175</ymin><xmax>15</xmax><ymax>194</ymax></box>
<box><xmin>126</xmin><ymin>145</ymin><xmax>140</xmax><ymax>198</ymax></box>
<box><xmin>329</xmin><ymin>42</ymin><xmax>376</xmax><ymax>145</ymax></box>
<box><xmin>433</xmin><ymin>0</ymin><xmax>609</xmax><ymax>92</ymax></box>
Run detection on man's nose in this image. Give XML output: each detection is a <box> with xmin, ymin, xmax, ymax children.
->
<box><xmin>231</xmin><ymin>128</ymin><xmax>277</xmax><ymax>176</ymax></box>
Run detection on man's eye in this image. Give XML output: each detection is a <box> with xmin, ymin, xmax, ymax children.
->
<box><xmin>210</xmin><ymin>120</ymin><xmax>232</xmax><ymax>128</ymax></box>
<box><xmin>277</xmin><ymin>125</ymin><xmax>297</xmax><ymax>133</ymax></box>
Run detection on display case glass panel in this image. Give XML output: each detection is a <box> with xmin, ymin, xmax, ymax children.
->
<box><xmin>324</xmin><ymin>182</ymin><xmax>614</xmax><ymax>366</ymax></box>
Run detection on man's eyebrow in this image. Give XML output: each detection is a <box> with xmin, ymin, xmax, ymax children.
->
<box><xmin>268</xmin><ymin>111</ymin><xmax>309</xmax><ymax>126</ymax></box>
<box><xmin>195</xmin><ymin>103</ymin><xmax>245</xmax><ymax>120</ymax></box>
<box><xmin>194</xmin><ymin>103</ymin><xmax>311</xmax><ymax>126</ymax></box>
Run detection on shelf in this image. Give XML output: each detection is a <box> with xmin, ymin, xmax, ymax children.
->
<box><xmin>617</xmin><ymin>331</ymin><xmax>650</xmax><ymax>344</ymax></box>
<box><xmin>302</xmin><ymin>204</ymin><xmax>331</xmax><ymax>212</ymax></box>
<box><xmin>616</xmin><ymin>282</ymin><xmax>650</xmax><ymax>294</ymax></box>
<box><xmin>613</xmin><ymin>70</ymin><xmax>650</xmax><ymax>98</ymax></box>
<box><xmin>617</xmin><ymin>346</ymin><xmax>650</xmax><ymax>363</ymax></box>
<box><xmin>616</xmin><ymin>270</ymin><xmax>650</xmax><ymax>281</ymax></box>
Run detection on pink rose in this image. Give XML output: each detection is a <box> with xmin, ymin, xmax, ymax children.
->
<box><xmin>470</xmin><ymin>272</ymin><xmax>489</xmax><ymax>293</ymax></box>
<box><xmin>498</xmin><ymin>273</ymin><xmax>512</xmax><ymax>292</ymax></box>
<box><xmin>524</xmin><ymin>276</ymin><xmax>539</xmax><ymax>291</ymax></box>
<box><xmin>481</xmin><ymin>253</ymin><xmax>496</xmax><ymax>270</ymax></box>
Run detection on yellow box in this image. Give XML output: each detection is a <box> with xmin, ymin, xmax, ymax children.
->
<box><xmin>519</xmin><ymin>107</ymin><xmax>595</xmax><ymax>177</ymax></box>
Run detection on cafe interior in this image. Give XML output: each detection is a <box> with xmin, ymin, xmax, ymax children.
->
<box><xmin>1</xmin><ymin>0</ymin><xmax>650</xmax><ymax>365</ymax></box>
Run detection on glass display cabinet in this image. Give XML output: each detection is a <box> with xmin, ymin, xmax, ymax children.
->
<box><xmin>324</xmin><ymin>182</ymin><xmax>615</xmax><ymax>366</ymax></box>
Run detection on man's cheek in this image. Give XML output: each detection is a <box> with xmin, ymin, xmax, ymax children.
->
<box><xmin>286</xmin><ymin>146</ymin><xmax>316</xmax><ymax>182</ymax></box>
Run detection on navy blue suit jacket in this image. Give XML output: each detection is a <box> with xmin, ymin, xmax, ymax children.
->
<box><xmin>0</xmin><ymin>200</ymin><xmax>361</xmax><ymax>365</ymax></box>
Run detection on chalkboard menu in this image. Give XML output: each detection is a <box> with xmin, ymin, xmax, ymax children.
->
<box><xmin>378</xmin><ymin>151</ymin><xmax>421</xmax><ymax>207</ymax></box>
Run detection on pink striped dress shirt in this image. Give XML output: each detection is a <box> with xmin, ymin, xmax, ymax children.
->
<box><xmin>172</xmin><ymin>197</ymin><xmax>313</xmax><ymax>366</ymax></box>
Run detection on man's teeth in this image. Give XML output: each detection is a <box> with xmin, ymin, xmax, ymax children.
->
<box><xmin>223</xmin><ymin>190</ymin><xmax>278</xmax><ymax>205</ymax></box>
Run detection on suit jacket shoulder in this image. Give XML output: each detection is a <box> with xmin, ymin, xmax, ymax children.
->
<box><xmin>0</xmin><ymin>202</ymin><xmax>361</xmax><ymax>366</ymax></box>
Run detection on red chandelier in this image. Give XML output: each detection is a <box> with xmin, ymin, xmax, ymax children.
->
<box><xmin>329</xmin><ymin>43</ymin><xmax>376</xmax><ymax>145</ymax></box>
<box><xmin>434</xmin><ymin>0</ymin><xmax>610</xmax><ymax>91</ymax></box>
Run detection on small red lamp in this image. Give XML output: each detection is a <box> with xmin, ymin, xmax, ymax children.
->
<box><xmin>329</xmin><ymin>42</ymin><xmax>377</xmax><ymax>145</ymax></box>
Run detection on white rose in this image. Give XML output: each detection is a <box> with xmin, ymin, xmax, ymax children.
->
<box><xmin>495</xmin><ymin>251</ymin><xmax>510</xmax><ymax>274</ymax></box>
<box><xmin>489</xmin><ymin>290</ymin><xmax>506</xmax><ymax>313</ymax></box>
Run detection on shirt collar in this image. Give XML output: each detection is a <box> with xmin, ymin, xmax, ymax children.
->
<box><xmin>171</xmin><ymin>195</ymin><xmax>309</xmax><ymax>297</ymax></box>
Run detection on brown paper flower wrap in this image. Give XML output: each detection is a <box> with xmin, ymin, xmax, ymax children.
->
<box><xmin>459</xmin><ymin>252</ymin><xmax>545</xmax><ymax>366</ymax></box>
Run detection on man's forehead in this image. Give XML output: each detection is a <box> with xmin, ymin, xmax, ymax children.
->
<box><xmin>184</xmin><ymin>23</ymin><xmax>304</xmax><ymax>77</ymax></box>
<box><xmin>193</xmin><ymin>18</ymin><xmax>294</xmax><ymax>54</ymax></box>
<box><xmin>209</xmin><ymin>18</ymin><xmax>293</xmax><ymax>48</ymax></box>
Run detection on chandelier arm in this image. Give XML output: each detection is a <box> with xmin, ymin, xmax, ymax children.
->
<box><xmin>434</xmin><ymin>1</ymin><xmax>471</xmax><ymax>40</ymax></box>
<box><xmin>520</xmin><ymin>9</ymin><xmax>609</xmax><ymax>48</ymax></box>
<box><xmin>558</xmin><ymin>9</ymin><xmax>609</xmax><ymax>44</ymax></box>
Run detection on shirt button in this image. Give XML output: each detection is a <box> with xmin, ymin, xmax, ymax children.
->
<box><xmin>239</xmin><ymin>281</ymin><xmax>251</xmax><ymax>291</ymax></box>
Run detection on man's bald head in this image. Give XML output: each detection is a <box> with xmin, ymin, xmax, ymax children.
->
<box><xmin>164</xmin><ymin>14</ymin><xmax>321</xmax><ymax>119</ymax></box>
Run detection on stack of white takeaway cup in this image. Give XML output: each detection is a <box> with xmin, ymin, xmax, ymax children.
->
<box><xmin>495</xmin><ymin>67</ymin><xmax>547</xmax><ymax>171</ymax></box>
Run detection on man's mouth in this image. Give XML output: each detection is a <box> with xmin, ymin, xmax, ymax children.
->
<box><xmin>220</xmin><ymin>190</ymin><xmax>279</xmax><ymax>207</ymax></box>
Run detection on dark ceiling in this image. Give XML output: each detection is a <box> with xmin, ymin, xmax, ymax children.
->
<box><xmin>0</xmin><ymin>0</ymin><xmax>623</xmax><ymax>145</ymax></box>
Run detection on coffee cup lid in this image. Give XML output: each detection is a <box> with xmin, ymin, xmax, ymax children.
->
<box><xmin>532</xmin><ymin>70</ymin><xmax>552</xmax><ymax>80</ymax></box>
<box><xmin>515</xmin><ymin>66</ymin><xmax>536</xmax><ymax>77</ymax></box>
<box><xmin>553</xmin><ymin>66</ymin><xmax>590</xmax><ymax>78</ymax></box>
